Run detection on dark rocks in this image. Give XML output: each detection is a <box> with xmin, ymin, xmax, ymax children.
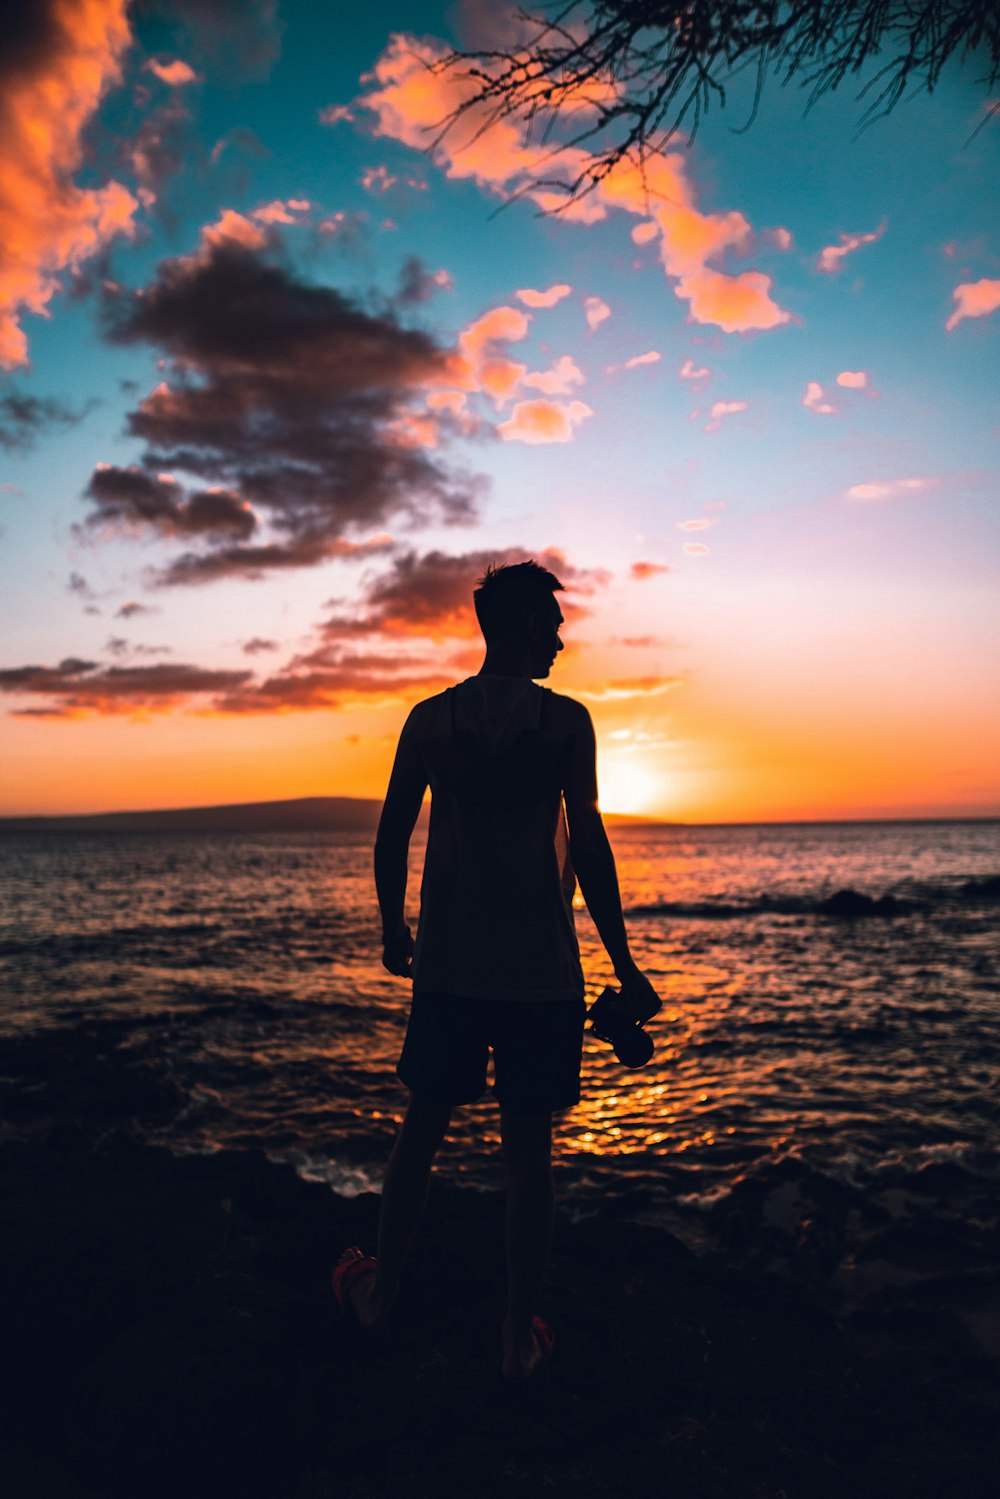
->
<box><xmin>1</xmin><ymin>1136</ymin><xmax>996</xmax><ymax>1499</ymax></box>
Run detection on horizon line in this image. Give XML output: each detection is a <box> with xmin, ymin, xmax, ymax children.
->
<box><xmin>0</xmin><ymin>794</ymin><xmax>996</xmax><ymax>829</ymax></box>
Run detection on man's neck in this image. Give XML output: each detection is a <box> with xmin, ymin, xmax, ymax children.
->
<box><xmin>478</xmin><ymin>651</ymin><xmax>532</xmax><ymax>679</ymax></box>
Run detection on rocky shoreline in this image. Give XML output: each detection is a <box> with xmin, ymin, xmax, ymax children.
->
<box><xmin>1</xmin><ymin>1023</ymin><xmax>996</xmax><ymax>1498</ymax></box>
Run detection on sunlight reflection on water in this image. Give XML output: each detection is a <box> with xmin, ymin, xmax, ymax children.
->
<box><xmin>0</xmin><ymin>821</ymin><xmax>997</xmax><ymax>1228</ymax></box>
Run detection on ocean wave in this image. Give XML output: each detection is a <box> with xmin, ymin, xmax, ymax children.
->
<box><xmin>625</xmin><ymin>873</ymin><xmax>1000</xmax><ymax>920</ymax></box>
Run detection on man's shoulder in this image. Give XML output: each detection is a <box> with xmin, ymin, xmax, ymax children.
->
<box><xmin>543</xmin><ymin>688</ymin><xmax>592</xmax><ymax>731</ymax></box>
<box><xmin>402</xmin><ymin>684</ymin><xmax>457</xmax><ymax>734</ymax></box>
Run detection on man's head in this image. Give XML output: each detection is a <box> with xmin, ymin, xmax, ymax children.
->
<box><xmin>474</xmin><ymin>560</ymin><xmax>564</xmax><ymax>678</ymax></box>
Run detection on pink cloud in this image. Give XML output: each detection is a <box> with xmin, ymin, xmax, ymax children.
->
<box><xmin>585</xmin><ymin>295</ymin><xmax>611</xmax><ymax>330</ymax></box>
<box><xmin>679</xmin><ymin>357</ymin><xmax>709</xmax><ymax>381</ymax></box>
<box><xmin>253</xmin><ymin>198</ymin><xmax>311</xmax><ymax>225</ymax></box>
<box><xmin>803</xmin><ymin>381</ymin><xmax>836</xmax><ymax>415</ymax></box>
<box><xmin>945</xmin><ymin>278</ymin><xmax>1000</xmax><ymax>332</ymax></box>
<box><xmin>704</xmin><ymin>399</ymin><xmax>748</xmax><ymax>432</ymax></box>
<box><xmin>497</xmin><ymin>399</ymin><xmax>593</xmax><ymax>444</ymax></box>
<box><xmin>319</xmin><ymin>103</ymin><xmax>355</xmax><ymax>125</ymax></box>
<box><xmin>516</xmin><ymin>284</ymin><xmax>572</xmax><ymax>308</ymax></box>
<box><xmin>611</xmin><ymin>350</ymin><xmax>661</xmax><ymax>373</ymax></box>
<box><xmin>0</xmin><ymin>0</ymin><xmax>139</xmax><ymax>368</ymax></box>
<box><xmin>678</xmin><ymin>519</ymin><xmax>713</xmax><ymax>531</ymax></box>
<box><xmin>816</xmin><ymin>222</ymin><xmax>887</xmax><ymax>273</ymax></box>
<box><xmin>522</xmin><ymin>355</ymin><xmax>585</xmax><ymax>395</ymax></box>
<box><xmin>630</xmin><ymin>222</ymin><xmax>659</xmax><ymax>246</ymax></box>
<box><xmin>146</xmin><ymin>58</ymin><xmax>200</xmax><ymax>87</ymax></box>
<box><xmin>836</xmin><ymin>370</ymin><xmax>868</xmax><ymax>388</ymax></box>
<box><xmin>844</xmin><ymin>478</ymin><xmax>933</xmax><ymax>501</ymax></box>
<box><xmin>361</xmin><ymin>165</ymin><xmax>397</xmax><ymax>194</ymax></box>
<box><xmin>683</xmin><ymin>543</ymin><xmax>710</xmax><ymax>556</ymax></box>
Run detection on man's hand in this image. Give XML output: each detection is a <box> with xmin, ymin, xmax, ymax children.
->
<box><xmin>616</xmin><ymin>962</ymin><xmax>662</xmax><ymax>1026</ymax></box>
<box><xmin>381</xmin><ymin>925</ymin><xmax>414</xmax><ymax>978</ymax></box>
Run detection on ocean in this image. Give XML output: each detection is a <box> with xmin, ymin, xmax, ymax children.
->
<box><xmin>2</xmin><ymin>819</ymin><xmax>998</xmax><ymax>1275</ymax></box>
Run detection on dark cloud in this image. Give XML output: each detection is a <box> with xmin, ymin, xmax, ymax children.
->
<box><xmin>210</xmin><ymin>650</ymin><xmax>452</xmax><ymax>714</ymax></box>
<box><xmin>0</xmin><ymin>658</ymin><xmax>253</xmax><ymax>717</ymax></box>
<box><xmin>0</xmin><ymin>393</ymin><xmax>90</xmax><ymax>452</ymax></box>
<box><xmin>211</xmin><ymin>545</ymin><xmax>609</xmax><ymax>711</ymax></box>
<box><xmin>117</xmin><ymin>600</ymin><xmax>156</xmax><ymax>619</ymax></box>
<box><xmin>85</xmin><ymin>464</ymin><xmax>255</xmax><ymax>539</ymax></box>
<box><xmin>89</xmin><ymin>238</ymin><xmax>481</xmax><ymax>582</ymax></box>
<box><xmin>127</xmin><ymin>95</ymin><xmax>192</xmax><ymax>197</ymax></box>
<box><xmin>210</xmin><ymin>126</ymin><xmax>268</xmax><ymax>165</ymax></box>
<box><xmin>105</xmin><ymin>637</ymin><xmax>171</xmax><ymax>658</ymax></box>
<box><xmin>397</xmin><ymin>256</ymin><xmax>450</xmax><ymax>306</ymax></box>
<box><xmin>320</xmin><ymin>546</ymin><xmax>610</xmax><ymax>641</ymax></box>
<box><xmin>68</xmin><ymin>571</ymin><xmax>97</xmax><ymax>600</ymax></box>
<box><xmin>157</xmin><ymin>533</ymin><xmax>393</xmax><ymax>588</ymax></box>
<box><xmin>241</xmin><ymin>637</ymin><xmax>278</xmax><ymax>654</ymax></box>
<box><xmin>0</xmin><ymin>1</ymin><xmax>64</xmax><ymax>75</ymax></box>
<box><xmin>135</xmin><ymin>0</ymin><xmax>283</xmax><ymax>79</ymax></box>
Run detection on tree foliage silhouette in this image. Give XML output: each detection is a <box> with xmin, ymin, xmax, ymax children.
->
<box><xmin>438</xmin><ymin>2</ymin><xmax>999</xmax><ymax>201</ymax></box>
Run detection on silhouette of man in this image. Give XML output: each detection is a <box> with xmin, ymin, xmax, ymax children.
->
<box><xmin>339</xmin><ymin>560</ymin><xmax>661</xmax><ymax>1382</ymax></box>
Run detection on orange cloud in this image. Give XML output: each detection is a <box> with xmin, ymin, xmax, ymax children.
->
<box><xmin>0</xmin><ymin>0</ymin><xmax>139</xmax><ymax>367</ymax></box>
<box><xmin>678</xmin><ymin>519</ymin><xmax>713</xmax><ymax>531</ymax></box>
<box><xmin>629</xmin><ymin>561</ymin><xmax>669</xmax><ymax>580</ymax></box>
<box><xmin>836</xmin><ymin>370</ymin><xmax>868</xmax><ymax>388</ymax></box>
<box><xmin>576</xmin><ymin>675</ymin><xmax>682</xmax><ymax>701</ymax></box>
<box><xmin>497</xmin><ymin>398</ymin><xmax>593</xmax><ymax>444</ymax></box>
<box><xmin>816</xmin><ymin>222</ymin><xmax>886</xmax><ymax>273</ymax></box>
<box><xmin>359</xmin><ymin>36</ymin><xmax>790</xmax><ymax>334</ymax></box>
<box><xmin>683</xmin><ymin>542</ymin><xmax>710</xmax><ymax>556</ymax></box>
<box><xmin>516</xmin><ymin>284</ymin><xmax>572</xmax><ymax>308</ymax></box>
<box><xmin>676</xmin><ymin>268</ymin><xmax>789</xmax><ymax>333</ymax></box>
<box><xmin>945</xmin><ymin>278</ymin><xmax>1000</xmax><ymax>331</ymax></box>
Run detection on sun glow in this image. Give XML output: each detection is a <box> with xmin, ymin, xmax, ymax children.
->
<box><xmin>597</xmin><ymin>755</ymin><xmax>664</xmax><ymax>817</ymax></box>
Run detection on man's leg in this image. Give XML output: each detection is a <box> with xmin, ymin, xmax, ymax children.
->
<box><xmin>500</xmin><ymin>1108</ymin><xmax>554</xmax><ymax>1379</ymax></box>
<box><xmin>351</xmin><ymin>1090</ymin><xmax>451</xmax><ymax>1329</ymax></box>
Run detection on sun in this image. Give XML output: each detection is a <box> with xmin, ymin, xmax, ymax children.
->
<box><xmin>597</xmin><ymin>756</ymin><xmax>664</xmax><ymax>817</ymax></box>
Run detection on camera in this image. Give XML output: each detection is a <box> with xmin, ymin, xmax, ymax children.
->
<box><xmin>588</xmin><ymin>985</ymin><xmax>657</xmax><ymax>1068</ymax></box>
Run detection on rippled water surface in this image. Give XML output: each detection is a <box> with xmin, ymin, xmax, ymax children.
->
<box><xmin>2</xmin><ymin>821</ymin><xmax>998</xmax><ymax>1246</ymax></box>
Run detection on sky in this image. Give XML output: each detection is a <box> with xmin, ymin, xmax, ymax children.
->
<box><xmin>1</xmin><ymin>0</ymin><xmax>998</xmax><ymax>822</ymax></box>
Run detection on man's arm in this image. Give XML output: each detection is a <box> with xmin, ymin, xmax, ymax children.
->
<box><xmin>562</xmin><ymin>699</ymin><xmax>660</xmax><ymax>1012</ymax></box>
<box><xmin>374</xmin><ymin>710</ymin><xmax>428</xmax><ymax>977</ymax></box>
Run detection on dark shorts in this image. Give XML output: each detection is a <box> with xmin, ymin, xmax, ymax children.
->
<box><xmin>397</xmin><ymin>990</ymin><xmax>588</xmax><ymax>1114</ymax></box>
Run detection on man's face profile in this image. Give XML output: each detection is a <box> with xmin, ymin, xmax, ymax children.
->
<box><xmin>528</xmin><ymin>598</ymin><xmax>564</xmax><ymax>679</ymax></box>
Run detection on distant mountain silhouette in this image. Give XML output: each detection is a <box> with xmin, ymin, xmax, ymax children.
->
<box><xmin>0</xmin><ymin>797</ymin><xmax>392</xmax><ymax>835</ymax></box>
<box><xmin>0</xmin><ymin>796</ymin><xmax>669</xmax><ymax>835</ymax></box>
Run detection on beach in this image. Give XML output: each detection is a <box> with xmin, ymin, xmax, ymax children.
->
<box><xmin>2</xmin><ymin>1016</ymin><xmax>997</xmax><ymax>1498</ymax></box>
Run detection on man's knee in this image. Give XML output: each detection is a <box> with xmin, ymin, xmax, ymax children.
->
<box><xmin>500</xmin><ymin>1109</ymin><xmax>552</xmax><ymax>1176</ymax></box>
<box><xmin>400</xmin><ymin>1091</ymin><xmax>452</xmax><ymax>1152</ymax></box>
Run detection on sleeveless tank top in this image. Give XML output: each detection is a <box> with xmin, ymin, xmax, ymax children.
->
<box><xmin>407</xmin><ymin>676</ymin><xmax>585</xmax><ymax>1003</ymax></box>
